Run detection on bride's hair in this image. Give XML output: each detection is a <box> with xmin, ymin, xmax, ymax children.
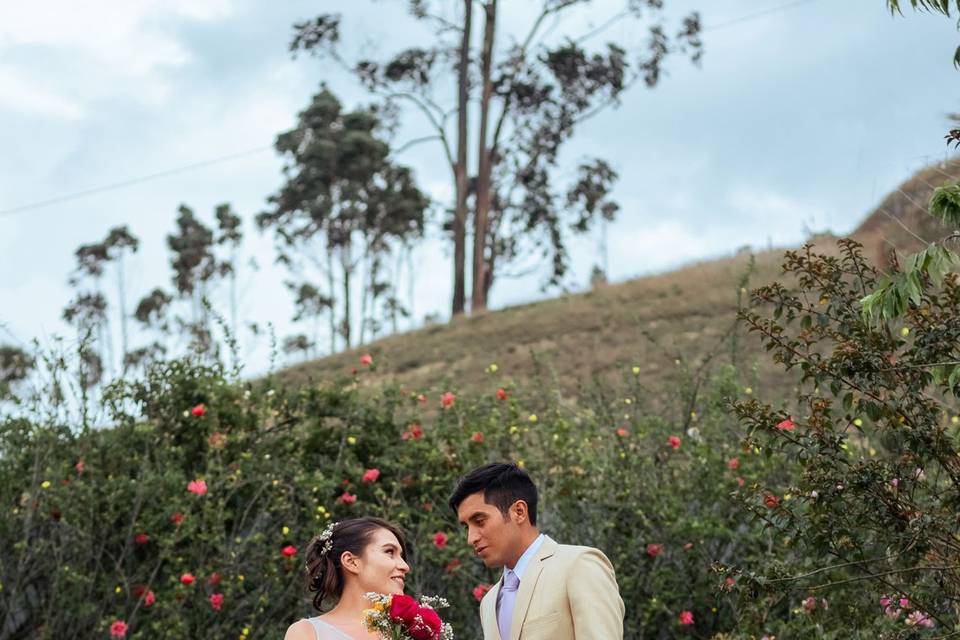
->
<box><xmin>304</xmin><ymin>516</ymin><xmax>408</xmax><ymax>610</ymax></box>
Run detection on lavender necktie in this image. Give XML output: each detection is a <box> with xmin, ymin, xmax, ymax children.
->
<box><xmin>497</xmin><ymin>570</ymin><xmax>520</xmax><ymax>640</ymax></box>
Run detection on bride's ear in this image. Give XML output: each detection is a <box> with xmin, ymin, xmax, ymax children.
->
<box><xmin>340</xmin><ymin>551</ymin><xmax>361</xmax><ymax>576</ymax></box>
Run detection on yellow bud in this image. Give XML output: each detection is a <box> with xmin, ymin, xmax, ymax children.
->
<box><xmin>528</xmin><ymin>414</ymin><xmax>538</xmax><ymax>422</ymax></box>
<box><xmin>238</xmin><ymin>575</ymin><xmax>245</xmax><ymax>582</ymax></box>
<box><xmin>624</xmin><ymin>398</ymin><xmax>632</xmax><ymax>405</ymax></box>
<box><xmin>489</xmin><ymin>363</ymin><xmax>498</xmax><ymax>373</ymax></box>
<box><xmin>900</xmin><ymin>326</ymin><xmax>910</xmax><ymax>337</ymax></box>
<box><xmin>347</xmin><ymin>436</ymin><xmax>357</xmax><ymax>445</ymax></box>
<box><xmin>869</xmin><ymin>447</ymin><xmax>876</xmax><ymax>456</ymax></box>
<box><xmin>744</xmin><ymin>387</ymin><xmax>753</xmax><ymax>395</ymax></box>
<box><xmin>517</xmin><ymin>460</ymin><xmax>525</xmax><ymax>468</ymax></box>
<box><xmin>952</xmin><ymin>416</ymin><xmax>959</xmax><ymax>425</ymax></box>
<box><xmin>853</xmin><ymin>418</ymin><xmax>863</xmax><ymax>427</ymax></box>
<box><xmin>281</xmin><ymin>526</ymin><xmax>289</xmax><ymax>536</ymax></box>
<box><xmin>115</xmin><ymin>586</ymin><xmax>122</xmax><ymax>594</ymax></box>
<box><xmin>40</xmin><ymin>481</ymin><xmax>51</xmax><ymax>489</ymax></box>
<box><xmin>631</xmin><ymin>366</ymin><xmax>640</xmax><ymax>375</ymax></box>
<box><xmin>509</xmin><ymin>426</ymin><xmax>519</xmax><ymax>434</ymax></box>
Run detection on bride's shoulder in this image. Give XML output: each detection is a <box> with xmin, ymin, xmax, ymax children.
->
<box><xmin>284</xmin><ymin>619</ymin><xmax>316</xmax><ymax>640</ymax></box>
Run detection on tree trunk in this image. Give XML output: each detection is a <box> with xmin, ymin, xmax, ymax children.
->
<box><xmin>340</xmin><ymin>241</ymin><xmax>352</xmax><ymax>349</ymax></box>
<box><xmin>327</xmin><ymin>245</ymin><xmax>337</xmax><ymax>354</ymax></box>
<box><xmin>472</xmin><ymin>0</ymin><xmax>497</xmax><ymax>313</ymax></box>
<box><xmin>116</xmin><ymin>256</ymin><xmax>129</xmax><ymax>372</ymax></box>
<box><xmin>451</xmin><ymin>0</ymin><xmax>472</xmax><ymax>317</ymax></box>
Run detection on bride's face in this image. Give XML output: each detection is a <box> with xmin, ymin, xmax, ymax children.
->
<box><xmin>353</xmin><ymin>527</ymin><xmax>410</xmax><ymax>595</ymax></box>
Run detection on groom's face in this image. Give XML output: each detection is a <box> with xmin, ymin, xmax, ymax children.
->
<box><xmin>456</xmin><ymin>491</ymin><xmax>520</xmax><ymax>568</ymax></box>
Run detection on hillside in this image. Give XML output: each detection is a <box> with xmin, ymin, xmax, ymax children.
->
<box><xmin>278</xmin><ymin>158</ymin><xmax>959</xmax><ymax>399</ymax></box>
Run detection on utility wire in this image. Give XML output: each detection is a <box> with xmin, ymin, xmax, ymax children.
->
<box><xmin>0</xmin><ymin>145</ymin><xmax>273</xmax><ymax>217</ymax></box>
<box><xmin>704</xmin><ymin>0</ymin><xmax>822</xmax><ymax>32</ymax></box>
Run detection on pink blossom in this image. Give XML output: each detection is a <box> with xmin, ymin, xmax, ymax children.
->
<box><xmin>668</xmin><ymin>435</ymin><xmax>681</xmax><ymax>449</ymax></box>
<box><xmin>360</xmin><ymin>354</ymin><xmax>373</xmax><ymax>366</ymax></box>
<box><xmin>180</xmin><ymin>573</ymin><xmax>195</xmax><ymax>585</ymax></box>
<box><xmin>880</xmin><ymin>595</ymin><xmax>891</xmax><ymax>608</ymax></box>
<box><xmin>616</xmin><ymin>428</ymin><xmax>628</xmax><ymax>437</ymax></box>
<box><xmin>433</xmin><ymin>532</ymin><xmax>448</xmax><ymax>548</ymax></box>
<box><xmin>362</xmin><ymin>468</ymin><xmax>381</xmax><ymax>483</ymax></box>
<box><xmin>496</xmin><ymin>388</ymin><xmax>508</xmax><ymax>401</ymax></box>
<box><xmin>210</xmin><ymin>593</ymin><xmax>224</xmax><ymax>611</ymax></box>
<box><xmin>187</xmin><ymin>479</ymin><xmax>207</xmax><ymax>496</ymax></box>
<box><xmin>109</xmin><ymin>620</ymin><xmax>128</xmax><ymax>638</ymax></box>
<box><xmin>905</xmin><ymin>611</ymin><xmax>934</xmax><ymax>627</ymax></box>
<box><xmin>134</xmin><ymin>533</ymin><xmax>149</xmax><ymax>546</ymax></box>
<box><xmin>441</xmin><ymin>392</ymin><xmax>456</xmax><ymax>408</ymax></box>
<box><xmin>75</xmin><ymin>459</ymin><xmax>85</xmax><ymax>475</ymax></box>
<box><xmin>143</xmin><ymin>590</ymin><xmax>155</xmax><ymax>606</ymax></box>
<box><xmin>646</xmin><ymin>543</ymin><xmax>663</xmax><ymax>557</ymax></box>
<box><xmin>802</xmin><ymin>596</ymin><xmax>816</xmax><ymax>613</ymax></box>
<box><xmin>678</xmin><ymin>610</ymin><xmax>694</xmax><ymax>626</ymax></box>
<box><xmin>899</xmin><ymin>597</ymin><xmax>909</xmax><ymax>608</ymax></box>
<box><xmin>338</xmin><ymin>492</ymin><xmax>357</xmax><ymax>505</ymax></box>
<box><xmin>281</xmin><ymin>545</ymin><xmax>298</xmax><ymax>557</ymax></box>
<box><xmin>470</xmin><ymin>432</ymin><xmax>484</xmax><ymax>443</ymax></box>
<box><xmin>727</xmin><ymin>458</ymin><xmax>739</xmax><ymax>470</ymax></box>
<box><xmin>776</xmin><ymin>417</ymin><xmax>795</xmax><ymax>431</ymax></box>
<box><xmin>473</xmin><ymin>583</ymin><xmax>492</xmax><ymax>602</ymax></box>
<box><xmin>190</xmin><ymin>404</ymin><xmax>207</xmax><ymax>417</ymax></box>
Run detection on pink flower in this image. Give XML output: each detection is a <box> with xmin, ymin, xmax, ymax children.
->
<box><xmin>143</xmin><ymin>590</ymin><xmax>155</xmax><ymax>607</ymax></box>
<box><xmin>776</xmin><ymin>417</ymin><xmax>795</xmax><ymax>431</ymax></box>
<box><xmin>417</xmin><ymin>394</ymin><xmax>427</xmax><ymax>404</ymax></box>
<box><xmin>170</xmin><ymin>512</ymin><xmax>184</xmax><ymax>526</ymax></box>
<box><xmin>668</xmin><ymin>435</ymin><xmax>681</xmax><ymax>449</ymax></box>
<box><xmin>496</xmin><ymin>388</ymin><xmax>508</xmax><ymax>401</ymax></box>
<box><xmin>905</xmin><ymin>611</ymin><xmax>934</xmax><ymax>627</ymax></box>
<box><xmin>207</xmin><ymin>572</ymin><xmax>222</xmax><ymax>586</ymax></box>
<box><xmin>402</xmin><ymin>424</ymin><xmax>423</xmax><ymax>440</ymax></box>
<box><xmin>338</xmin><ymin>492</ymin><xmax>357</xmax><ymax>505</ymax></box>
<box><xmin>678</xmin><ymin>610</ymin><xmax>694</xmax><ymax>626</ymax></box>
<box><xmin>191</xmin><ymin>404</ymin><xmax>206</xmax><ymax>417</ymax></box>
<box><xmin>281</xmin><ymin>545</ymin><xmax>298</xmax><ymax>557</ymax></box>
<box><xmin>210</xmin><ymin>593</ymin><xmax>224</xmax><ymax>611</ymax></box>
<box><xmin>433</xmin><ymin>532</ymin><xmax>448</xmax><ymax>548</ymax></box>
<box><xmin>440</xmin><ymin>391</ymin><xmax>456</xmax><ymax>408</ymax></box>
<box><xmin>763</xmin><ymin>493</ymin><xmax>780</xmax><ymax>508</ymax></box>
<box><xmin>109</xmin><ymin>620</ymin><xmax>128</xmax><ymax>638</ymax></box>
<box><xmin>646</xmin><ymin>543</ymin><xmax>663</xmax><ymax>557</ymax></box>
<box><xmin>727</xmin><ymin>458</ymin><xmax>739</xmax><ymax>470</ymax></box>
<box><xmin>616</xmin><ymin>428</ymin><xmax>628</xmax><ymax>437</ymax></box>
<box><xmin>187</xmin><ymin>479</ymin><xmax>207</xmax><ymax>496</ymax></box>
<box><xmin>802</xmin><ymin>596</ymin><xmax>816</xmax><ymax>613</ymax></box>
<box><xmin>899</xmin><ymin>597</ymin><xmax>910</xmax><ymax>608</ymax></box>
<box><xmin>890</xmin><ymin>478</ymin><xmax>899</xmax><ymax>488</ymax></box>
<box><xmin>885</xmin><ymin>605</ymin><xmax>902</xmax><ymax>620</ymax></box>
<box><xmin>470</xmin><ymin>432</ymin><xmax>484</xmax><ymax>443</ymax></box>
<box><xmin>75</xmin><ymin>459</ymin><xmax>85</xmax><ymax>475</ymax></box>
<box><xmin>473</xmin><ymin>583</ymin><xmax>492</xmax><ymax>602</ymax></box>
<box><xmin>362</xmin><ymin>468</ymin><xmax>381</xmax><ymax>483</ymax></box>
<box><xmin>180</xmin><ymin>573</ymin><xmax>195</xmax><ymax>585</ymax></box>
<box><xmin>880</xmin><ymin>595</ymin><xmax>891</xmax><ymax>608</ymax></box>
<box><xmin>360</xmin><ymin>354</ymin><xmax>373</xmax><ymax>366</ymax></box>
<box><xmin>134</xmin><ymin>533</ymin><xmax>149</xmax><ymax>546</ymax></box>
<box><xmin>736</xmin><ymin>476</ymin><xmax>745</xmax><ymax>487</ymax></box>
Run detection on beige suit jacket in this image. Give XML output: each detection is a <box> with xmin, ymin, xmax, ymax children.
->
<box><xmin>478</xmin><ymin>536</ymin><xmax>624</xmax><ymax>640</ymax></box>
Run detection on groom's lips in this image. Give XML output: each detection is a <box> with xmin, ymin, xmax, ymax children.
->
<box><xmin>474</xmin><ymin>546</ymin><xmax>487</xmax><ymax>556</ymax></box>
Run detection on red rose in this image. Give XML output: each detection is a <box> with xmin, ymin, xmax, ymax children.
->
<box><xmin>282</xmin><ymin>545</ymin><xmax>298</xmax><ymax>557</ymax></box>
<box><xmin>763</xmin><ymin>493</ymin><xmax>780</xmax><ymax>509</ymax></box>
<box><xmin>132</xmin><ymin>585</ymin><xmax>146</xmax><ymax>598</ymax></box>
<box><xmin>134</xmin><ymin>533</ymin><xmax>149</xmax><ymax>546</ymax></box>
<box><xmin>170</xmin><ymin>512</ymin><xmax>184</xmax><ymax>525</ymax></box>
<box><xmin>143</xmin><ymin>590</ymin><xmax>155</xmax><ymax>606</ymax></box>
<box><xmin>410</xmin><ymin>605</ymin><xmax>442</xmax><ymax>640</ymax></box>
<box><xmin>496</xmin><ymin>388</ymin><xmax>508</xmax><ymax>401</ymax></box>
<box><xmin>207</xmin><ymin>572</ymin><xmax>221</xmax><ymax>586</ymax></box>
<box><xmin>440</xmin><ymin>392</ymin><xmax>455</xmax><ymax>408</ymax></box>
<box><xmin>210</xmin><ymin>593</ymin><xmax>224</xmax><ymax>611</ymax></box>
<box><xmin>338</xmin><ymin>492</ymin><xmax>357</xmax><ymax>505</ymax></box>
<box><xmin>646</xmin><ymin>543</ymin><xmax>663</xmax><ymax>557</ymax></box>
<box><xmin>191</xmin><ymin>404</ymin><xmax>206</xmax><ymax>417</ymax></box>
<box><xmin>668</xmin><ymin>435</ymin><xmax>681</xmax><ymax>449</ymax></box>
<box><xmin>470</xmin><ymin>432</ymin><xmax>484</xmax><ymax>443</ymax></box>
<box><xmin>389</xmin><ymin>594</ymin><xmax>420</xmax><ymax>625</ymax></box>
<box><xmin>433</xmin><ymin>532</ymin><xmax>448</xmax><ymax>548</ymax></box>
<box><xmin>180</xmin><ymin>573</ymin><xmax>195</xmax><ymax>585</ymax></box>
<box><xmin>110</xmin><ymin>620</ymin><xmax>128</xmax><ymax>638</ymax></box>
<box><xmin>362</xmin><ymin>468</ymin><xmax>380</xmax><ymax>483</ymax></box>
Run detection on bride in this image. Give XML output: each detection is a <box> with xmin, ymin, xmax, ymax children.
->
<box><xmin>285</xmin><ymin>517</ymin><xmax>411</xmax><ymax>640</ymax></box>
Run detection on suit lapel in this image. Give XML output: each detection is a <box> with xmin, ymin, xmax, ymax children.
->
<box><xmin>482</xmin><ymin>581</ymin><xmax>503</xmax><ymax>640</ymax></box>
<box><xmin>510</xmin><ymin>536</ymin><xmax>557</xmax><ymax>640</ymax></box>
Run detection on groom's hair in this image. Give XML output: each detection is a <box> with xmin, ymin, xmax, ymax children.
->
<box><xmin>448</xmin><ymin>462</ymin><xmax>538</xmax><ymax>526</ymax></box>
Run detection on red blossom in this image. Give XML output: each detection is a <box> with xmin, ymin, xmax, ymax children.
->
<box><xmin>496</xmin><ymin>388</ymin><xmax>508</xmax><ymax>401</ymax></box>
<box><xmin>180</xmin><ymin>573</ymin><xmax>195</xmax><ymax>585</ymax></box>
<box><xmin>187</xmin><ymin>479</ymin><xmax>207</xmax><ymax>496</ymax></box>
<box><xmin>646</xmin><ymin>543</ymin><xmax>663</xmax><ymax>557</ymax></box>
<box><xmin>470</xmin><ymin>432</ymin><xmax>484</xmax><ymax>443</ymax></box>
<box><xmin>389</xmin><ymin>594</ymin><xmax>420</xmax><ymax>625</ymax></box>
<box><xmin>727</xmin><ymin>458</ymin><xmax>739</xmax><ymax>470</ymax></box>
<box><xmin>191</xmin><ymin>404</ymin><xmax>207</xmax><ymax>417</ymax></box>
<box><xmin>440</xmin><ymin>392</ymin><xmax>455</xmax><ymax>408</ymax></box>
<box><xmin>668</xmin><ymin>435</ymin><xmax>682</xmax><ymax>449</ymax></box>
<box><xmin>473</xmin><ymin>583</ymin><xmax>492</xmax><ymax>602</ymax></box>
<box><xmin>207</xmin><ymin>572</ymin><xmax>222</xmax><ymax>586</ymax></box>
<box><xmin>433</xmin><ymin>532</ymin><xmax>448</xmax><ymax>548</ymax></box>
<box><xmin>360</xmin><ymin>354</ymin><xmax>373</xmax><ymax>366</ymax></box>
<box><xmin>679</xmin><ymin>610</ymin><xmax>694</xmax><ymax>626</ymax></box>
<box><xmin>170</xmin><ymin>512</ymin><xmax>184</xmax><ymax>526</ymax></box>
<box><xmin>338</xmin><ymin>492</ymin><xmax>357</xmax><ymax>505</ymax></box>
<box><xmin>616</xmin><ymin>427</ymin><xmax>629</xmax><ymax>437</ymax></box>
<box><xmin>210</xmin><ymin>593</ymin><xmax>224</xmax><ymax>611</ymax></box>
<box><xmin>132</xmin><ymin>585</ymin><xmax>146</xmax><ymax>599</ymax></box>
<box><xmin>362</xmin><ymin>468</ymin><xmax>381</xmax><ymax>483</ymax></box>
<box><xmin>143</xmin><ymin>590</ymin><xmax>155</xmax><ymax>606</ymax></box>
<box><xmin>401</xmin><ymin>424</ymin><xmax>424</xmax><ymax>441</ymax></box>
<box><xmin>763</xmin><ymin>493</ymin><xmax>780</xmax><ymax>509</ymax></box>
<box><xmin>281</xmin><ymin>545</ymin><xmax>298</xmax><ymax>558</ymax></box>
<box><xmin>134</xmin><ymin>533</ymin><xmax>149</xmax><ymax>546</ymax></box>
<box><xmin>410</xmin><ymin>605</ymin><xmax>442</xmax><ymax>640</ymax></box>
<box><xmin>75</xmin><ymin>459</ymin><xmax>85</xmax><ymax>475</ymax></box>
<box><xmin>109</xmin><ymin>620</ymin><xmax>128</xmax><ymax>638</ymax></box>
<box><xmin>445</xmin><ymin>558</ymin><xmax>461</xmax><ymax>573</ymax></box>
<box><xmin>735</xmin><ymin>476</ymin><xmax>745</xmax><ymax>487</ymax></box>
<box><xmin>776</xmin><ymin>417</ymin><xmax>795</xmax><ymax>431</ymax></box>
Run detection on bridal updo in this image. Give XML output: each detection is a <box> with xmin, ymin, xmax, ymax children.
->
<box><xmin>304</xmin><ymin>516</ymin><xmax>408</xmax><ymax>610</ymax></box>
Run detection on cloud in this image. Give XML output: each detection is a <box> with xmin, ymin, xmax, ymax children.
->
<box><xmin>0</xmin><ymin>67</ymin><xmax>83</xmax><ymax>119</ymax></box>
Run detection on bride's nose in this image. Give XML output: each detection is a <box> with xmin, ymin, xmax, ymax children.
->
<box><xmin>398</xmin><ymin>557</ymin><xmax>410</xmax><ymax>573</ymax></box>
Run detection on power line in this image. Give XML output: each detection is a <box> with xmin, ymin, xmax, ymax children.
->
<box><xmin>704</xmin><ymin>0</ymin><xmax>822</xmax><ymax>32</ymax></box>
<box><xmin>0</xmin><ymin>145</ymin><xmax>273</xmax><ymax>217</ymax></box>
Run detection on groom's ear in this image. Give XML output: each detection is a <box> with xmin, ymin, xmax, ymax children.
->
<box><xmin>511</xmin><ymin>499</ymin><xmax>530</xmax><ymax>524</ymax></box>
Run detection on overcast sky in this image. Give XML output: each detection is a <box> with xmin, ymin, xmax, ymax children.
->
<box><xmin>2</xmin><ymin>0</ymin><xmax>959</xmax><ymax>375</ymax></box>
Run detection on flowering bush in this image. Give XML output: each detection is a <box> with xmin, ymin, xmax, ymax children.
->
<box><xmin>0</xmin><ymin>333</ymin><xmax>802</xmax><ymax>638</ymax></box>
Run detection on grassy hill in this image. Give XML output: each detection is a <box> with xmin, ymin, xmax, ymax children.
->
<box><xmin>278</xmin><ymin>158</ymin><xmax>960</xmax><ymax>399</ymax></box>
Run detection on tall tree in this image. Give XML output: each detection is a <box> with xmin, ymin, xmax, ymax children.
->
<box><xmin>167</xmin><ymin>205</ymin><xmax>217</xmax><ymax>353</ymax></box>
<box><xmin>0</xmin><ymin>344</ymin><xmax>34</xmax><ymax>400</ymax></box>
<box><xmin>214</xmin><ymin>203</ymin><xmax>243</xmax><ymax>338</ymax></box>
<box><xmin>258</xmin><ymin>86</ymin><xmax>428</xmax><ymax>351</ymax></box>
<box><xmin>103</xmin><ymin>225</ymin><xmax>140</xmax><ymax>371</ymax></box>
<box><xmin>290</xmin><ymin>0</ymin><xmax>702</xmax><ymax>314</ymax></box>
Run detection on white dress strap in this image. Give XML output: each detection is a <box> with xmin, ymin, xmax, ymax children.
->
<box><xmin>306</xmin><ymin>617</ymin><xmax>354</xmax><ymax>640</ymax></box>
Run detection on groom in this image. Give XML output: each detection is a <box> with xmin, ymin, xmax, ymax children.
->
<box><xmin>449</xmin><ymin>462</ymin><xmax>624</xmax><ymax>640</ymax></box>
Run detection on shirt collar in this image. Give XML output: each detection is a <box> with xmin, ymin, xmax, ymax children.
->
<box><xmin>504</xmin><ymin>533</ymin><xmax>545</xmax><ymax>582</ymax></box>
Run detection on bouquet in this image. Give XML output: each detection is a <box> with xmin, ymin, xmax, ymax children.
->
<box><xmin>363</xmin><ymin>593</ymin><xmax>454</xmax><ymax>640</ymax></box>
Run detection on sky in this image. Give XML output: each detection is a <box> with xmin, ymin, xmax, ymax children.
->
<box><xmin>1</xmin><ymin>0</ymin><xmax>959</xmax><ymax>375</ymax></box>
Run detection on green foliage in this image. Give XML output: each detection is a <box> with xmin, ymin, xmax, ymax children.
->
<box><xmin>930</xmin><ymin>181</ymin><xmax>960</xmax><ymax>228</ymax></box>
<box><xmin>1</xmin><ymin>350</ymin><xmax>788</xmax><ymax>638</ymax></box>
<box><xmin>736</xmin><ymin>238</ymin><xmax>960</xmax><ymax>636</ymax></box>
<box><xmin>860</xmin><ymin>243</ymin><xmax>960</xmax><ymax>324</ymax></box>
